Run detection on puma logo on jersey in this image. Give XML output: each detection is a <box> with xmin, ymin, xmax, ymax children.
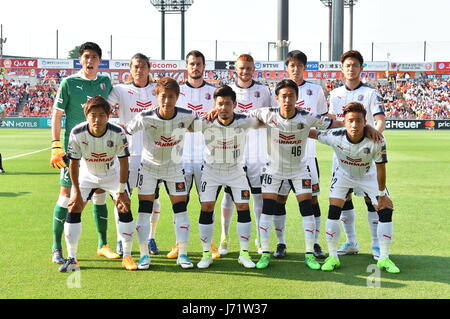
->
<box><xmin>76</xmin><ymin>85</ymin><xmax>83</xmax><ymax>90</ymax></box>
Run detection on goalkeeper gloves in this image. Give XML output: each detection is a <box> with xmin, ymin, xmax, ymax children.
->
<box><xmin>50</xmin><ymin>140</ymin><xmax>68</xmax><ymax>169</ymax></box>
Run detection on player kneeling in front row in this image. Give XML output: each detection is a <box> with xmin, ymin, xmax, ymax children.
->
<box><xmin>197</xmin><ymin>85</ymin><xmax>257</xmax><ymax>269</ymax></box>
<box><xmin>59</xmin><ymin>96</ymin><xmax>136</xmax><ymax>272</ymax></box>
<box><xmin>309</xmin><ymin>102</ymin><xmax>399</xmax><ymax>273</ymax></box>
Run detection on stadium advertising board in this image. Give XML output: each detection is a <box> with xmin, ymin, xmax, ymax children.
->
<box><xmin>305</xmin><ymin>71</ymin><xmax>342</xmax><ymax>80</ymax></box>
<box><xmin>0</xmin><ymin>58</ymin><xmax>37</xmax><ymax>68</ymax></box>
<box><xmin>319</xmin><ymin>62</ymin><xmax>342</xmax><ymax>71</ymax></box>
<box><xmin>306</xmin><ymin>62</ymin><xmax>319</xmax><ymax>70</ymax></box>
<box><xmin>389</xmin><ymin>62</ymin><xmax>435</xmax><ymax>72</ymax></box>
<box><xmin>73</xmin><ymin>59</ymin><xmax>110</xmax><ymax>69</ymax></box>
<box><xmin>151</xmin><ymin>60</ymin><xmax>183</xmax><ymax>70</ymax></box>
<box><xmin>38</xmin><ymin>59</ymin><xmax>73</xmax><ymax>69</ymax></box>
<box><xmin>435</xmin><ymin>62</ymin><xmax>450</xmax><ymax>72</ymax></box>
<box><xmin>215</xmin><ymin>61</ymin><xmax>236</xmax><ymax>70</ymax></box>
<box><xmin>363</xmin><ymin>62</ymin><xmax>389</xmax><ymax>71</ymax></box>
<box><xmin>386</xmin><ymin>119</ymin><xmax>450</xmax><ymax>130</ymax></box>
<box><xmin>1</xmin><ymin>118</ymin><xmax>65</xmax><ymax>128</ymax></box>
<box><xmin>110</xmin><ymin>60</ymin><xmax>130</xmax><ymax>69</ymax></box>
<box><xmin>254</xmin><ymin>61</ymin><xmax>285</xmax><ymax>70</ymax></box>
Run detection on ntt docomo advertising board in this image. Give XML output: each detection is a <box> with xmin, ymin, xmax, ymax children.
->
<box><xmin>386</xmin><ymin>120</ymin><xmax>450</xmax><ymax>130</ymax></box>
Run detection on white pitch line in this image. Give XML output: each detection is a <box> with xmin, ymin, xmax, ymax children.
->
<box><xmin>3</xmin><ymin>147</ymin><xmax>51</xmax><ymax>160</ymax></box>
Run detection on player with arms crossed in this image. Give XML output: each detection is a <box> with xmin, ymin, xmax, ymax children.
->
<box><xmin>309</xmin><ymin>102</ymin><xmax>399</xmax><ymax>273</ymax></box>
<box><xmin>50</xmin><ymin>42</ymin><xmax>118</xmax><ymax>264</ymax></box>
<box><xmin>58</xmin><ymin>96</ymin><xmax>135</xmax><ymax>272</ymax></box>
<box><xmin>166</xmin><ymin>50</ymin><xmax>219</xmax><ymax>260</ymax></box>
<box><xmin>219</xmin><ymin>54</ymin><xmax>272</xmax><ymax>256</ymax></box>
<box><xmin>123</xmin><ymin>77</ymin><xmax>198</xmax><ymax>269</ymax></box>
<box><xmin>196</xmin><ymin>85</ymin><xmax>257</xmax><ymax>269</ymax></box>
<box><xmin>108</xmin><ymin>53</ymin><xmax>161</xmax><ymax>257</ymax></box>
<box><xmin>329</xmin><ymin>50</ymin><xmax>386</xmax><ymax>260</ymax></box>
<box><xmin>270</xmin><ymin>50</ymin><xmax>328</xmax><ymax>259</ymax></box>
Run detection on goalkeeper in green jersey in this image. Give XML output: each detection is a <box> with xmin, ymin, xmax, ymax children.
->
<box><xmin>50</xmin><ymin>42</ymin><xmax>117</xmax><ymax>264</ymax></box>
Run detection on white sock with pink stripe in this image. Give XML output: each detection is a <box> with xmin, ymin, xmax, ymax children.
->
<box><xmin>377</xmin><ymin>222</ymin><xmax>393</xmax><ymax>260</ymax></box>
<box><xmin>302</xmin><ymin>215</ymin><xmax>316</xmax><ymax>253</ymax></box>
<box><xmin>326</xmin><ymin>219</ymin><xmax>341</xmax><ymax>258</ymax></box>
<box><xmin>237</xmin><ymin>222</ymin><xmax>252</xmax><ymax>251</ymax></box>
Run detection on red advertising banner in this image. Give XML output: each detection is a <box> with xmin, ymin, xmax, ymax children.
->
<box><xmin>435</xmin><ymin>62</ymin><xmax>450</xmax><ymax>72</ymax></box>
<box><xmin>0</xmin><ymin>58</ymin><xmax>38</xmax><ymax>68</ymax></box>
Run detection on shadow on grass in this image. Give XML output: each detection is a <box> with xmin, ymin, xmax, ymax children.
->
<box><xmin>0</xmin><ymin>192</ymin><xmax>31</xmax><ymax>197</ymax></box>
<box><xmin>101</xmin><ymin>251</ymin><xmax>447</xmax><ymax>289</ymax></box>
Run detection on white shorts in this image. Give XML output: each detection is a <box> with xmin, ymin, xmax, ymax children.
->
<box><xmin>76</xmin><ymin>173</ymin><xmax>129</xmax><ymax>202</ymax></box>
<box><xmin>329</xmin><ymin>167</ymin><xmax>379</xmax><ymax>206</ymax></box>
<box><xmin>200</xmin><ymin>166</ymin><xmax>250</xmax><ymax>204</ymax></box>
<box><xmin>137</xmin><ymin>166</ymin><xmax>187</xmax><ymax>196</ymax></box>
<box><xmin>261</xmin><ymin>167</ymin><xmax>312</xmax><ymax>196</ymax></box>
<box><xmin>128</xmin><ymin>155</ymin><xmax>142</xmax><ymax>190</ymax></box>
<box><xmin>331</xmin><ymin>155</ymin><xmax>375</xmax><ymax>197</ymax></box>
<box><xmin>245</xmin><ymin>161</ymin><xmax>264</xmax><ymax>193</ymax></box>
<box><xmin>278</xmin><ymin>157</ymin><xmax>321</xmax><ymax>196</ymax></box>
<box><xmin>182</xmin><ymin>161</ymin><xmax>203</xmax><ymax>194</ymax></box>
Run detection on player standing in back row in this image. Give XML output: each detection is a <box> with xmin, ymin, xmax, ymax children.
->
<box><xmin>50</xmin><ymin>42</ymin><xmax>118</xmax><ymax>264</ymax></box>
<box><xmin>108</xmin><ymin>53</ymin><xmax>161</xmax><ymax>257</ymax></box>
<box><xmin>270</xmin><ymin>50</ymin><xmax>328</xmax><ymax>259</ymax></box>
<box><xmin>329</xmin><ymin>50</ymin><xmax>386</xmax><ymax>260</ymax></box>
<box><xmin>219</xmin><ymin>54</ymin><xmax>272</xmax><ymax>255</ymax></box>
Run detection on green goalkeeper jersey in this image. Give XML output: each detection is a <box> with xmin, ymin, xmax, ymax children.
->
<box><xmin>53</xmin><ymin>71</ymin><xmax>112</xmax><ymax>150</ymax></box>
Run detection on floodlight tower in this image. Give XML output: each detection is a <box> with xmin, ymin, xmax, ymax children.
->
<box><xmin>321</xmin><ymin>0</ymin><xmax>358</xmax><ymax>60</ymax></box>
<box><xmin>0</xmin><ymin>24</ymin><xmax>7</xmax><ymax>59</ymax></box>
<box><xmin>150</xmin><ymin>0</ymin><xmax>194</xmax><ymax>60</ymax></box>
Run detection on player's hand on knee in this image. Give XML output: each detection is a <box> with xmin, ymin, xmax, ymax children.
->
<box><xmin>68</xmin><ymin>194</ymin><xmax>84</xmax><ymax>212</ymax></box>
<box><xmin>50</xmin><ymin>140</ymin><xmax>67</xmax><ymax>169</ymax></box>
<box><xmin>377</xmin><ymin>195</ymin><xmax>393</xmax><ymax>211</ymax></box>
<box><xmin>116</xmin><ymin>193</ymin><xmax>131</xmax><ymax>212</ymax></box>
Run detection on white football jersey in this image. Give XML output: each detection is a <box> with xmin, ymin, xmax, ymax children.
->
<box><xmin>126</xmin><ymin>107</ymin><xmax>198</xmax><ymax>175</ymax></box>
<box><xmin>317</xmin><ymin>128</ymin><xmax>388</xmax><ymax>178</ymax></box>
<box><xmin>177</xmin><ymin>81</ymin><xmax>216</xmax><ymax>163</ymax></box>
<box><xmin>201</xmin><ymin>113</ymin><xmax>259</xmax><ymax>175</ymax></box>
<box><xmin>252</xmin><ymin>108</ymin><xmax>333</xmax><ymax>178</ymax></box>
<box><xmin>68</xmin><ymin>122</ymin><xmax>130</xmax><ymax>178</ymax></box>
<box><xmin>272</xmin><ymin>81</ymin><xmax>328</xmax><ymax>159</ymax></box>
<box><xmin>107</xmin><ymin>82</ymin><xmax>157</xmax><ymax>156</ymax></box>
<box><xmin>229</xmin><ymin>80</ymin><xmax>272</xmax><ymax>164</ymax></box>
<box><xmin>329</xmin><ymin>83</ymin><xmax>385</xmax><ymax>126</ymax></box>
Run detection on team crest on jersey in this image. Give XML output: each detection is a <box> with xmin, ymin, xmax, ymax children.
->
<box><xmin>100</xmin><ymin>83</ymin><xmax>106</xmax><ymax>91</ymax></box>
<box><xmin>254</xmin><ymin>91</ymin><xmax>260</xmax><ymax>98</ymax></box>
<box><xmin>205</xmin><ymin>93</ymin><xmax>211</xmax><ymax>100</ymax></box>
<box><xmin>302</xmin><ymin>179</ymin><xmax>311</xmax><ymax>189</ymax></box>
<box><xmin>175</xmin><ymin>182</ymin><xmax>186</xmax><ymax>192</ymax></box>
<box><xmin>107</xmin><ymin>140</ymin><xmax>114</xmax><ymax>147</ymax></box>
<box><xmin>358</xmin><ymin>94</ymin><xmax>364</xmax><ymax>101</ymax></box>
<box><xmin>307</xmin><ymin>89</ymin><xmax>313</xmax><ymax>96</ymax></box>
<box><xmin>178</xmin><ymin>122</ymin><xmax>185</xmax><ymax>128</ymax></box>
<box><xmin>297</xmin><ymin>123</ymin><xmax>304</xmax><ymax>130</ymax></box>
<box><xmin>241</xmin><ymin>190</ymin><xmax>250</xmax><ymax>200</ymax></box>
<box><xmin>363</xmin><ymin>147</ymin><xmax>371</xmax><ymax>154</ymax></box>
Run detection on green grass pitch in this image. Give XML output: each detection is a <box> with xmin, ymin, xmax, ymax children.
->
<box><xmin>0</xmin><ymin>129</ymin><xmax>449</xmax><ymax>299</ymax></box>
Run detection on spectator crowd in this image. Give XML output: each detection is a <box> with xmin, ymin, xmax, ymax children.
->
<box><xmin>1</xmin><ymin>77</ymin><xmax>449</xmax><ymax>120</ymax></box>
